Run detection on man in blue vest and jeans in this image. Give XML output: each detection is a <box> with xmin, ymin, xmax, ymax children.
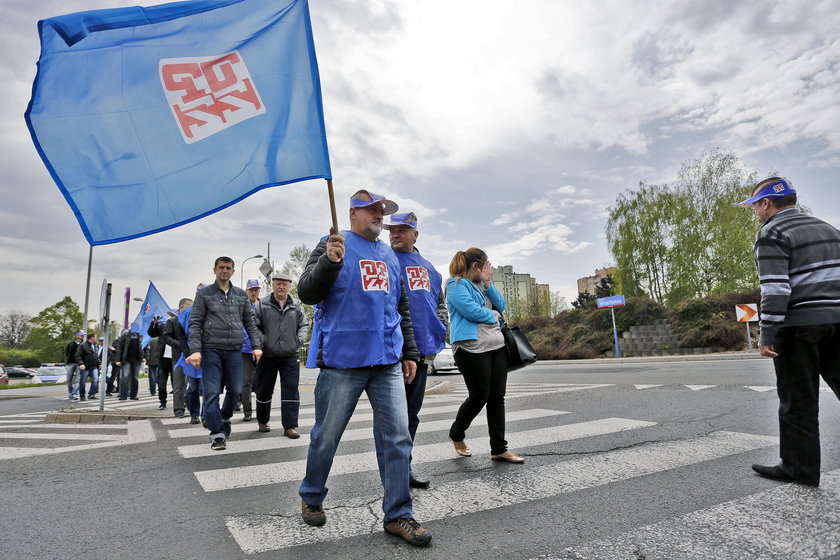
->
<box><xmin>297</xmin><ymin>190</ymin><xmax>431</xmax><ymax>547</ymax></box>
<box><xmin>387</xmin><ymin>211</ymin><xmax>449</xmax><ymax>489</ymax></box>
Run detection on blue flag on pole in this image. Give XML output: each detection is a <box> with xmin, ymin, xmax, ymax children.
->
<box><xmin>131</xmin><ymin>281</ymin><xmax>171</xmax><ymax>348</ymax></box>
<box><xmin>25</xmin><ymin>0</ymin><xmax>331</xmax><ymax>246</ymax></box>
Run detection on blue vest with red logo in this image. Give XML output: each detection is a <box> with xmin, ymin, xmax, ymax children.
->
<box><xmin>306</xmin><ymin>231</ymin><xmax>404</xmax><ymax>369</ymax></box>
<box><xmin>395</xmin><ymin>250</ymin><xmax>446</xmax><ymax>356</ymax></box>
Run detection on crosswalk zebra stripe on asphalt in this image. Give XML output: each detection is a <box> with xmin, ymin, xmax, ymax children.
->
<box><xmin>194</xmin><ymin>417</ymin><xmax>657</xmax><ymax>492</ymax></box>
<box><xmin>224</xmin><ymin>430</ymin><xmax>778</xmax><ymax>554</ymax></box>
<box><xmin>167</xmin><ymin>402</ymin><xmax>467</xmax><ymax>439</ymax></box>
<box><xmin>554</xmin><ymin>468</ymin><xmax>840</xmax><ymax>560</ymax></box>
<box><xmin>176</xmin><ymin>408</ymin><xmax>570</xmax><ymax>458</ymax></box>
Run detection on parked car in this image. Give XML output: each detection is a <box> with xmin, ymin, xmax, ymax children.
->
<box><xmin>429</xmin><ymin>344</ymin><xmax>458</xmax><ymax>375</ymax></box>
<box><xmin>4</xmin><ymin>366</ymin><xmax>37</xmax><ymax>378</ymax></box>
<box><xmin>33</xmin><ymin>365</ymin><xmax>67</xmax><ymax>384</ymax></box>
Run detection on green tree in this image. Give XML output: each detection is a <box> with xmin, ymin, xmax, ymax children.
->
<box><xmin>571</xmin><ymin>292</ymin><xmax>597</xmax><ymax>309</ymax></box>
<box><xmin>594</xmin><ymin>275</ymin><xmax>615</xmax><ymax>298</ymax></box>
<box><xmin>23</xmin><ymin>297</ymin><xmax>83</xmax><ymax>363</ymax></box>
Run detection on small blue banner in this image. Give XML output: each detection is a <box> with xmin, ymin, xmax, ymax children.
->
<box><xmin>597</xmin><ymin>295</ymin><xmax>625</xmax><ymax>309</ymax></box>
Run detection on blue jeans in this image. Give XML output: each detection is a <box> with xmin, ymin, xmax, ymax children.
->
<box><xmin>79</xmin><ymin>367</ymin><xmax>99</xmax><ymax>398</ymax></box>
<box><xmin>202</xmin><ymin>349</ymin><xmax>242</xmax><ymax>440</ymax></box>
<box><xmin>119</xmin><ymin>361</ymin><xmax>141</xmax><ymax>399</ymax></box>
<box><xmin>299</xmin><ymin>364</ymin><xmax>413</xmax><ymax>522</ymax></box>
<box><xmin>148</xmin><ymin>365</ymin><xmax>159</xmax><ymax>395</ymax></box>
<box><xmin>65</xmin><ymin>363</ymin><xmax>80</xmax><ymax>398</ymax></box>
<box><xmin>185</xmin><ymin>375</ymin><xmax>204</xmax><ymax>419</ymax></box>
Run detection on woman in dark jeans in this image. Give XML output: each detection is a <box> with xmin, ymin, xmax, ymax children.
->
<box><xmin>445</xmin><ymin>248</ymin><xmax>524</xmax><ymax>463</ymax></box>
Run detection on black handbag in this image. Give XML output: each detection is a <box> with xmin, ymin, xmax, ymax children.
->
<box><xmin>501</xmin><ymin>323</ymin><xmax>537</xmax><ymax>372</ymax></box>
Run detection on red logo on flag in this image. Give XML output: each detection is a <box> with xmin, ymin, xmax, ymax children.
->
<box><xmin>359</xmin><ymin>260</ymin><xmax>390</xmax><ymax>293</ymax></box>
<box><xmin>406</xmin><ymin>266</ymin><xmax>430</xmax><ymax>291</ymax></box>
<box><xmin>145</xmin><ymin>303</ymin><xmax>152</xmax><ymax>313</ymax></box>
<box><xmin>159</xmin><ymin>50</ymin><xmax>266</xmax><ymax>144</ymax></box>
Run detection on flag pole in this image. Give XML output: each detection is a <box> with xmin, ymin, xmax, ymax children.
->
<box><xmin>326</xmin><ymin>179</ymin><xmax>338</xmax><ymax>234</ymax></box>
<box><xmin>81</xmin><ymin>245</ymin><xmax>93</xmax><ymax>332</ymax></box>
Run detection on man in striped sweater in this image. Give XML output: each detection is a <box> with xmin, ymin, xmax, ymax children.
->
<box><xmin>739</xmin><ymin>177</ymin><xmax>840</xmax><ymax>487</ymax></box>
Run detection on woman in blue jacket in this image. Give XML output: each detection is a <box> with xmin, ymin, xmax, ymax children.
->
<box><xmin>445</xmin><ymin>248</ymin><xmax>524</xmax><ymax>464</ymax></box>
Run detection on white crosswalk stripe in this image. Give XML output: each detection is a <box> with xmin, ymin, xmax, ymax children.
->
<box><xmin>552</xmin><ymin>469</ymin><xmax>840</xmax><ymax>560</ymax></box>
<box><xmin>224</xmin><ymin>430</ymin><xmax>778</xmax><ymax>553</ymax></box>
<box><xmin>0</xmin><ymin>420</ymin><xmax>155</xmax><ymax>461</ymax></box>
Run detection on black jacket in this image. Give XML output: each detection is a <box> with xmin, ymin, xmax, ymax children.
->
<box><xmin>65</xmin><ymin>339</ymin><xmax>82</xmax><ymax>364</ymax></box>
<box><xmin>75</xmin><ymin>341</ymin><xmax>100</xmax><ymax>370</ymax></box>
<box><xmin>256</xmin><ymin>294</ymin><xmax>308</xmax><ymax>358</ymax></box>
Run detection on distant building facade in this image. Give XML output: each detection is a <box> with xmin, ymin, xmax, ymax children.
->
<box><xmin>577</xmin><ymin>267</ymin><xmax>616</xmax><ymax>296</ymax></box>
<box><xmin>491</xmin><ymin>265</ymin><xmax>550</xmax><ymax>306</ymax></box>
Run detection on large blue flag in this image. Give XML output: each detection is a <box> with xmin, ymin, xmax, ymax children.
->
<box><xmin>25</xmin><ymin>0</ymin><xmax>331</xmax><ymax>245</ymax></box>
<box><xmin>131</xmin><ymin>281</ymin><xmax>171</xmax><ymax>348</ymax></box>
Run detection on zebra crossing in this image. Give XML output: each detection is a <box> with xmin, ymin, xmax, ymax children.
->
<box><xmin>152</xmin><ymin>380</ymin><xmax>840</xmax><ymax>557</ymax></box>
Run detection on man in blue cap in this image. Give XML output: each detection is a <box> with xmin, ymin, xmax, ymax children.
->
<box><xmin>297</xmin><ymin>189</ymin><xmax>431</xmax><ymax>547</ymax></box>
<box><xmin>739</xmin><ymin>177</ymin><xmax>840</xmax><ymax>487</ymax></box>
<box><xmin>239</xmin><ymin>278</ymin><xmax>262</xmax><ymax>422</ymax></box>
<box><xmin>386</xmin><ymin>211</ymin><xmax>448</xmax><ymax>489</ymax></box>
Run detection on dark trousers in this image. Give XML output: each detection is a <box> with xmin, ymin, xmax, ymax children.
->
<box><xmin>157</xmin><ymin>363</ymin><xmax>171</xmax><ymax>406</ymax></box>
<box><xmin>449</xmin><ymin>346</ymin><xmax>508</xmax><ymax>455</ymax></box>
<box><xmin>406</xmin><ymin>361</ymin><xmax>428</xmax><ymax>442</ymax></box>
<box><xmin>773</xmin><ymin>324</ymin><xmax>840</xmax><ymax>484</ymax></box>
<box><xmin>254</xmin><ymin>356</ymin><xmax>300</xmax><ymax>428</ymax></box>
<box><xmin>107</xmin><ymin>364</ymin><xmax>120</xmax><ymax>393</ymax></box>
<box><xmin>240</xmin><ymin>353</ymin><xmax>255</xmax><ymax>415</ymax></box>
<box><xmin>119</xmin><ymin>361</ymin><xmax>141</xmax><ymax>399</ymax></box>
<box><xmin>148</xmin><ymin>365</ymin><xmax>159</xmax><ymax>395</ymax></box>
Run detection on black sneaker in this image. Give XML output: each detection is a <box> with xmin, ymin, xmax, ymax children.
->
<box><xmin>175</xmin><ymin>411</ymin><xmax>185</xmax><ymax>418</ymax></box>
<box><xmin>190</xmin><ymin>416</ymin><xmax>200</xmax><ymax>424</ymax></box>
<box><xmin>301</xmin><ymin>501</ymin><xmax>326</xmax><ymax>526</ymax></box>
<box><xmin>383</xmin><ymin>517</ymin><xmax>431</xmax><ymax>547</ymax></box>
<box><xmin>158</xmin><ymin>404</ymin><xmax>166</xmax><ymax>410</ymax></box>
<box><xmin>223</xmin><ymin>421</ymin><xmax>232</xmax><ymax>438</ymax></box>
<box><xmin>243</xmin><ymin>413</ymin><xmax>252</xmax><ymax>422</ymax></box>
<box><xmin>210</xmin><ymin>437</ymin><xmax>226</xmax><ymax>451</ymax></box>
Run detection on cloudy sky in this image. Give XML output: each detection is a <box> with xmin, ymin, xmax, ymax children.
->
<box><xmin>2</xmin><ymin>0</ymin><xmax>840</xmax><ymax>322</ymax></box>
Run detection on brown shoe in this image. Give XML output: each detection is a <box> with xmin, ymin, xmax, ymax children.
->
<box><xmin>284</xmin><ymin>428</ymin><xmax>300</xmax><ymax>439</ymax></box>
<box><xmin>301</xmin><ymin>500</ymin><xmax>326</xmax><ymax>527</ymax></box>
<box><xmin>490</xmin><ymin>450</ymin><xmax>525</xmax><ymax>464</ymax></box>
<box><xmin>383</xmin><ymin>517</ymin><xmax>431</xmax><ymax>547</ymax></box>
<box><xmin>258</xmin><ymin>423</ymin><xmax>270</xmax><ymax>433</ymax></box>
<box><xmin>448</xmin><ymin>436</ymin><xmax>472</xmax><ymax>457</ymax></box>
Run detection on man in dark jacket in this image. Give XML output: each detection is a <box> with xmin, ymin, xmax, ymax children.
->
<box><xmin>253</xmin><ymin>271</ymin><xmax>308</xmax><ymax>436</ymax></box>
<box><xmin>187</xmin><ymin>257</ymin><xmax>262</xmax><ymax>450</ymax></box>
<box><xmin>75</xmin><ymin>333</ymin><xmax>100</xmax><ymax>400</ymax></box>
<box><xmin>296</xmin><ymin>190</ymin><xmax>430</xmax><ymax>547</ymax></box>
<box><xmin>115</xmin><ymin>330</ymin><xmax>144</xmax><ymax>400</ymax></box>
<box><xmin>64</xmin><ymin>330</ymin><xmax>84</xmax><ymax>401</ymax></box>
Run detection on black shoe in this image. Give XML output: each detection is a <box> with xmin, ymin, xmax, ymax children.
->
<box><xmin>301</xmin><ymin>501</ymin><xmax>326</xmax><ymax>527</ymax></box>
<box><xmin>202</xmin><ymin>419</ymin><xmax>208</xmax><ymax>429</ymax></box>
<box><xmin>105</xmin><ymin>392</ymin><xmax>113</xmax><ymax>397</ymax></box>
<box><xmin>79</xmin><ymin>396</ymin><xmax>86</xmax><ymax>401</ymax></box>
<box><xmin>233</xmin><ymin>404</ymin><xmax>242</xmax><ymax>412</ymax></box>
<box><xmin>190</xmin><ymin>416</ymin><xmax>200</xmax><ymax>424</ymax></box>
<box><xmin>409</xmin><ymin>472</ymin><xmax>430</xmax><ymax>489</ymax></box>
<box><xmin>243</xmin><ymin>413</ymin><xmax>252</xmax><ymax>422</ymax></box>
<box><xmin>752</xmin><ymin>463</ymin><xmax>819</xmax><ymax>486</ymax></box>
<box><xmin>158</xmin><ymin>404</ymin><xmax>166</xmax><ymax>410</ymax></box>
<box><xmin>223</xmin><ymin>421</ymin><xmax>232</xmax><ymax>438</ymax></box>
<box><xmin>118</xmin><ymin>397</ymin><xmax>127</xmax><ymax>401</ymax></box>
<box><xmin>130</xmin><ymin>397</ymin><xmax>139</xmax><ymax>401</ymax></box>
<box><xmin>150</xmin><ymin>392</ymin><xmax>156</xmax><ymax>396</ymax></box>
<box><xmin>210</xmin><ymin>437</ymin><xmax>226</xmax><ymax>451</ymax></box>
<box><xmin>175</xmin><ymin>411</ymin><xmax>185</xmax><ymax>418</ymax></box>
<box><xmin>383</xmin><ymin>517</ymin><xmax>431</xmax><ymax>547</ymax></box>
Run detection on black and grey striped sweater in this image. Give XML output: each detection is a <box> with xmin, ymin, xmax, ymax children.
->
<box><xmin>755</xmin><ymin>208</ymin><xmax>840</xmax><ymax>345</ymax></box>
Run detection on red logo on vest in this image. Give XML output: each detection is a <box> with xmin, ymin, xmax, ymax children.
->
<box><xmin>359</xmin><ymin>260</ymin><xmax>390</xmax><ymax>293</ymax></box>
<box><xmin>159</xmin><ymin>50</ymin><xmax>266</xmax><ymax>144</ymax></box>
<box><xmin>406</xmin><ymin>266</ymin><xmax>430</xmax><ymax>291</ymax></box>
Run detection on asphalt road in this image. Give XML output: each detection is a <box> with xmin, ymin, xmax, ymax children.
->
<box><xmin>1</xmin><ymin>357</ymin><xmax>839</xmax><ymax>560</ymax></box>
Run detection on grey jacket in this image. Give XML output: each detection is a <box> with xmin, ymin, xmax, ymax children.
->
<box><xmin>256</xmin><ymin>293</ymin><xmax>308</xmax><ymax>358</ymax></box>
<box><xmin>189</xmin><ymin>282</ymin><xmax>262</xmax><ymax>353</ymax></box>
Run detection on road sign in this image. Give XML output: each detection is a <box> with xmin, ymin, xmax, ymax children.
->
<box><xmin>735</xmin><ymin>303</ymin><xmax>758</xmax><ymax>322</ymax></box>
<box><xmin>597</xmin><ymin>295</ymin><xmax>625</xmax><ymax>309</ymax></box>
<box><xmin>259</xmin><ymin>259</ymin><xmax>273</xmax><ymax>280</ymax></box>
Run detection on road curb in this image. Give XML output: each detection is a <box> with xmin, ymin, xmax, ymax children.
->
<box><xmin>44</xmin><ymin>410</ymin><xmax>170</xmax><ymax>424</ymax></box>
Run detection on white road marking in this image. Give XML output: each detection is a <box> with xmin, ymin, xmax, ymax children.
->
<box><xmin>745</xmin><ymin>385</ymin><xmax>776</xmax><ymax>392</ymax></box>
<box><xmin>685</xmin><ymin>385</ymin><xmax>716</xmax><ymax>391</ymax></box>
<box><xmin>0</xmin><ymin>420</ymin><xmax>156</xmax><ymax>461</ymax></box>
<box><xmin>177</xmin><ymin>408</ymin><xmax>570</xmax><ymax>458</ymax></box>
<box><xmin>555</xmin><ymin>469</ymin><xmax>840</xmax><ymax>560</ymax></box>
<box><xmin>635</xmin><ymin>384</ymin><xmax>664</xmax><ymax>390</ymax></box>
<box><xmin>195</xmin><ymin>417</ymin><xmax>657</xmax><ymax>492</ymax></box>
<box><xmin>167</xmin><ymin>402</ymin><xmax>467</xmax><ymax>439</ymax></box>
<box><xmin>225</xmin><ymin>430</ymin><xmax>777</xmax><ymax>553</ymax></box>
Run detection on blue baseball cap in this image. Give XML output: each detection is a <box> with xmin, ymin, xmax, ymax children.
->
<box><xmin>737</xmin><ymin>178</ymin><xmax>796</xmax><ymax>206</ymax></box>
<box><xmin>384</xmin><ymin>212</ymin><xmax>418</xmax><ymax>230</ymax></box>
<box><xmin>350</xmin><ymin>189</ymin><xmax>398</xmax><ymax>215</ymax></box>
<box><xmin>245</xmin><ymin>279</ymin><xmax>260</xmax><ymax>289</ymax></box>
<box><xmin>75</xmin><ymin>330</ymin><xmax>85</xmax><ymax>336</ymax></box>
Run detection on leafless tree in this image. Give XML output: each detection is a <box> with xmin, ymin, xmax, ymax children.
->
<box><xmin>0</xmin><ymin>311</ymin><xmax>32</xmax><ymax>348</ymax></box>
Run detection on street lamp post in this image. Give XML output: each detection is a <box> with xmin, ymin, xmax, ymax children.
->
<box><xmin>240</xmin><ymin>254</ymin><xmax>264</xmax><ymax>288</ymax></box>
